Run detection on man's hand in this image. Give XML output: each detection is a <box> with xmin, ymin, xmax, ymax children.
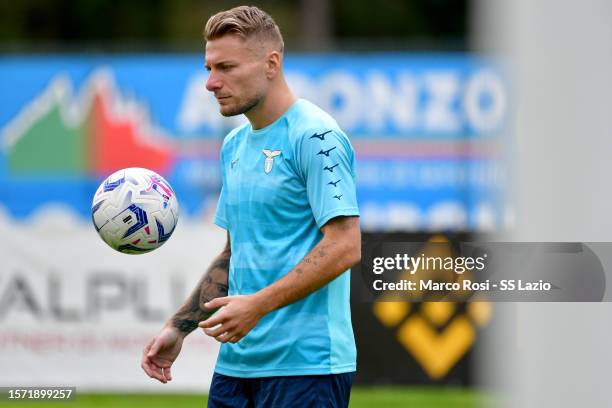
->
<box><xmin>199</xmin><ymin>295</ymin><xmax>267</xmax><ymax>343</ymax></box>
<box><xmin>141</xmin><ymin>326</ymin><xmax>185</xmax><ymax>384</ymax></box>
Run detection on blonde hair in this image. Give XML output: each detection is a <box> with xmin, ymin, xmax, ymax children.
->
<box><xmin>204</xmin><ymin>6</ymin><xmax>284</xmax><ymax>53</ymax></box>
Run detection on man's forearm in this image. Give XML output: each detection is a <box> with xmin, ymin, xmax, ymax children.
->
<box><xmin>255</xmin><ymin>217</ymin><xmax>360</xmax><ymax>315</ymax></box>
<box><xmin>170</xmin><ymin>249</ymin><xmax>230</xmax><ymax>335</ymax></box>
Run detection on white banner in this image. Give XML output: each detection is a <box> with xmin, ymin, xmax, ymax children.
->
<box><xmin>0</xmin><ymin>207</ymin><xmax>225</xmax><ymax>392</ymax></box>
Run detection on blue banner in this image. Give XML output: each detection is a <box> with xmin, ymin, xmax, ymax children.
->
<box><xmin>0</xmin><ymin>54</ymin><xmax>509</xmax><ymax>231</ymax></box>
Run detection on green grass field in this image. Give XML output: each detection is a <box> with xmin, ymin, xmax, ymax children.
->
<box><xmin>0</xmin><ymin>387</ymin><xmax>495</xmax><ymax>408</ymax></box>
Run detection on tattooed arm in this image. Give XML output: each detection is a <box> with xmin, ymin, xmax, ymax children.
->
<box><xmin>199</xmin><ymin>216</ymin><xmax>360</xmax><ymax>344</ymax></box>
<box><xmin>141</xmin><ymin>233</ymin><xmax>230</xmax><ymax>383</ymax></box>
<box><xmin>255</xmin><ymin>216</ymin><xmax>360</xmax><ymax>312</ymax></box>
<box><xmin>171</xmin><ymin>236</ymin><xmax>230</xmax><ymax>334</ymax></box>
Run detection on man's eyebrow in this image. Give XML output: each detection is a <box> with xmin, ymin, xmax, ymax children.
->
<box><xmin>204</xmin><ymin>59</ymin><xmax>237</xmax><ymax>70</ymax></box>
<box><xmin>207</xmin><ymin>59</ymin><xmax>236</xmax><ymax>66</ymax></box>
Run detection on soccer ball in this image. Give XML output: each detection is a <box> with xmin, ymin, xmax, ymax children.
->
<box><xmin>91</xmin><ymin>167</ymin><xmax>179</xmax><ymax>254</ymax></box>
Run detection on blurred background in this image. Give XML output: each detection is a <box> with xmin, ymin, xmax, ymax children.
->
<box><xmin>0</xmin><ymin>0</ymin><xmax>610</xmax><ymax>407</ymax></box>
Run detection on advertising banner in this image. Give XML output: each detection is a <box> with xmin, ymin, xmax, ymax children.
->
<box><xmin>0</xmin><ymin>54</ymin><xmax>508</xmax><ymax>229</ymax></box>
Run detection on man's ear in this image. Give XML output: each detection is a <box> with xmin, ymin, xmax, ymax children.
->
<box><xmin>265</xmin><ymin>51</ymin><xmax>281</xmax><ymax>79</ymax></box>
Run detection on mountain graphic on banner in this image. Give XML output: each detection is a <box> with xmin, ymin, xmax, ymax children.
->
<box><xmin>2</xmin><ymin>70</ymin><xmax>174</xmax><ymax>176</ymax></box>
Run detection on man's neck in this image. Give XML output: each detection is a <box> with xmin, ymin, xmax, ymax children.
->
<box><xmin>245</xmin><ymin>80</ymin><xmax>297</xmax><ymax>130</ymax></box>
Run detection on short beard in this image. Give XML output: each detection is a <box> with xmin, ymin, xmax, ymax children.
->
<box><xmin>220</xmin><ymin>94</ymin><xmax>263</xmax><ymax>117</ymax></box>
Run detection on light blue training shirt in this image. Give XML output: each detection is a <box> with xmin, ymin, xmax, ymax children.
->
<box><xmin>213</xmin><ymin>98</ymin><xmax>360</xmax><ymax>377</ymax></box>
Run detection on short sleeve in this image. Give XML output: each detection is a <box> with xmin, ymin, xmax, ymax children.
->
<box><xmin>214</xmin><ymin>148</ymin><xmax>229</xmax><ymax>230</ymax></box>
<box><xmin>213</xmin><ymin>185</ymin><xmax>228</xmax><ymax>230</ymax></box>
<box><xmin>297</xmin><ymin>129</ymin><xmax>360</xmax><ymax>228</ymax></box>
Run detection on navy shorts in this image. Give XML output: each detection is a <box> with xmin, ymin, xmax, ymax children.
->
<box><xmin>207</xmin><ymin>371</ymin><xmax>356</xmax><ymax>408</ymax></box>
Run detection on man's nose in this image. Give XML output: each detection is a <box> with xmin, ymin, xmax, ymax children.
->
<box><xmin>206</xmin><ymin>72</ymin><xmax>222</xmax><ymax>92</ymax></box>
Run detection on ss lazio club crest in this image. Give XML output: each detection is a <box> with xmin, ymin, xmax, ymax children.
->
<box><xmin>262</xmin><ymin>149</ymin><xmax>282</xmax><ymax>174</ymax></box>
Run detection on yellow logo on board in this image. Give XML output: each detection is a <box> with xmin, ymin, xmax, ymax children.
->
<box><xmin>372</xmin><ymin>236</ymin><xmax>492</xmax><ymax>380</ymax></box>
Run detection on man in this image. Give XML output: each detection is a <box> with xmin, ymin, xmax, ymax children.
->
<box><xmin>141</xmin><ymin>6</ymin><xmax>361</xmax><ymax>407</ymax></box>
